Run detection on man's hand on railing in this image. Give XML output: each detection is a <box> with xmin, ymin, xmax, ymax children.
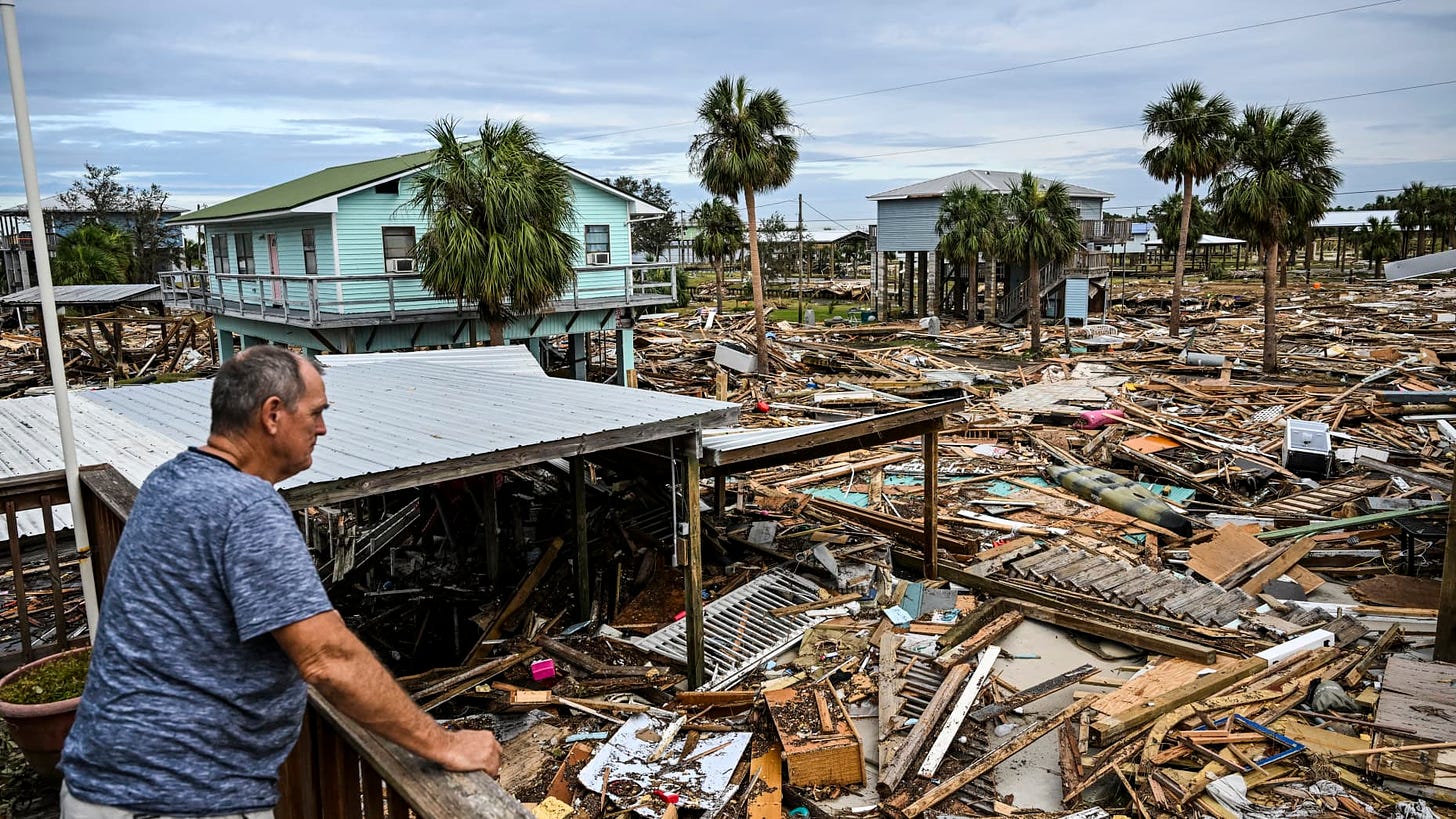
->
<box><xmin>435</xmin><ymin>729</ymin><xmax>503</xmax><ymax>777</ymax></box>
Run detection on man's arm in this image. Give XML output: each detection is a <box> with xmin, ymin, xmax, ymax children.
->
<box><xmin>273</xmin><ymin>610</ymin><xmax>501</xmax><ymax>776</ymax></box>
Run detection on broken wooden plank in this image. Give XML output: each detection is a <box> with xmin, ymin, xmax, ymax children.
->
<box><xmin>898</xmin><ymin>700</ymin><xmax>1091</xmax><ymax>819</ymax></box>
<box><xmin>918</xmin><ymin>645</ymin><xmax>1001</xmax><ymax>778</ymax></box>
<box><xmin>1237</xmin><ymin>537</ymin><xmax>1318</xmax><ymax>594</ymax></box>
<box><xmin>935</xmin><ymin>611</ymin><xmax>1021</xmax><ymax>669</ymax></box>
<box><xmin>1015</xmin><ymin>601</ymin><xmax>1217</xmax><ymax>664</ymax></box>
<box><xmin>1091</xmin><ymin>656</ymin><xmax>1268</xmax><ymax>743</ymax></box>
<box><xmin>469</xmin><ymin>537</ymin><xmax>566</xmax><ymax>661</ymax></box>
<box><xmin>968</xmin><ymin>664</ymin><xmax>1098</xmax><ymax>723</ymax></box>
<box><xmin>877</xmin><ymin>663</ymin><xmax>972</xmax><ymax>794</ymax></box>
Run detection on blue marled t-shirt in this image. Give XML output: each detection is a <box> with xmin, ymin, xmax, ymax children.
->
<box><xmin>61</xmin><ymin>448</ymin><xmax>334</xmax><ymax>814</ymax></box>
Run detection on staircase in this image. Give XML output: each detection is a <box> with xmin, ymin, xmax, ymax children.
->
<box><xmin>997</xmin><ymin>250</ymin><xmax>1110</xmax><ymax>323</ymax></box>
<box><xmin>998</xmin><ymin>261</ymin><xmax>1066</xmax><ymax>323</ymax></box>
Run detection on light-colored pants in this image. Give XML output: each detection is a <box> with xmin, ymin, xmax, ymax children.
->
<box><xmin>60</xmin><ymin>782</ymin><xmax>275</xmax><ymax>819</ymax></box>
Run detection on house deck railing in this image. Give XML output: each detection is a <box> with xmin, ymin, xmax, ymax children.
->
<box><xmin>1081</xmin><ymin>219</ymin><xmax>1132</xmax><ymax>243</ymax></box>
<box><xmin>0</xmin><ymin>465</ymin><xmax>132</xmax><ymax>674</ymax></box>
<box><xmin>997</xmin><ymin>250</ymin><xmax>1110</xmax><ymax>322</ymax></box>
<box><xmin>158</xmin><ymin>264</ymin><xmax>677</xmax><ymax>328</ymax></box>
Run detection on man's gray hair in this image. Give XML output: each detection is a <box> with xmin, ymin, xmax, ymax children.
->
<box><xmin>210</xmin><ymin>346</ymin><xmax>324</xmax><ymax>436</ymax></box>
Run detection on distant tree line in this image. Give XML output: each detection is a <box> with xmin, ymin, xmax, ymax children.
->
<box><xmin>52</xmin><ymin>163</ymin><xmax>183</xmax><ymax>286</ymax></box>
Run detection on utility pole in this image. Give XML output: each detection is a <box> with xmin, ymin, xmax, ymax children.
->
<box><xmin>797</xmin><ymin>194</ymin><xmax>805</xmax><ymax>323</ymax></box>
<box><xmin>1438</xmin><ymin>461</ymin><xmax>1456</xmax><ymax>662</ymax></box>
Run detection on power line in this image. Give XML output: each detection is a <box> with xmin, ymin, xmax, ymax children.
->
<box><xmin>802</xmin><ymin>200</ymin><xmax>855</xmax><ymax>232</ymax></box>
<box><xmin>798</xmin><ymin>0</ymin><xmax>1405</xmax><ymax>106</ymax></box>
<box><xmin>551</xmin><ymin>0</ymin><xmax>1404</xmax><ymax>145</ymax></box>
<box><xmin>802</xmin><ymin>79</ymin><xmax>1456</xmax><ymax>164</ymax></box>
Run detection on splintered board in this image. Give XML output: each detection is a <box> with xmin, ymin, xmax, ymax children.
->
<box><xmin>764</xmin><ymin>681</ymin><xmax>865</xmax><ymax>787</ymax></box>
<box><xmin>1372</xmin><ymin>656</ymin><xmax>1456</xmax><ymax>788</ymax></box>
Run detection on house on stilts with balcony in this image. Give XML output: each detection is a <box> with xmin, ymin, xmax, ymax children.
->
<box><xmin>867</xmin><ymin>169</ymin><xmax>1121</xmax><ymax>325</ymax></box>
<box><xmin>163</xmin><ymin>147</ymin><xmax>675</xmax><ymax>383</ymax></box>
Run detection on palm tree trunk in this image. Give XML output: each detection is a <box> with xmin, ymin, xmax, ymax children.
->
<box><xmin>1170</xmin><ymin>173</ymin><xmax>1194</xmax><ymax>336</ymax></box>
<box><xmin>489</xmin><ymin>320</ymin><xmax>505</xmax><ymax>346</ymax></box>
<box><xmin>968</xmin><ymin>258</ymin><xmax>979</xmax><ymax>324</ymax></box>
<box><xmin>714</xmin><ymin>257</ymin><xmax>725</xmax><ymax>315</ymax></box>
<box><xmin>985</xmin><ymin>256</ymin><xmax>997</xmax><ymax>323</ymax></box>
<box><xmin>743</xmin><ymin>186</ymin><xmax>770</xmax><ymax>372</ymax></box>
<box><xmin>1262</xmin><ymin>239</ymin><xmax>1279</xmax><ymax>374</ymax></box>
<box><xmin>1027</xmin><ymin>252</ymin><xmax>1041</xmax><ymax>355</ymax></box>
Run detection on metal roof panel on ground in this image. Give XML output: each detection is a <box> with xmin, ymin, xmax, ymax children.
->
<box><xmin>1383</xmin><ymin>249</ymin><xmax>1456</xmax><ymax>282</ymax></box>
<box><xmin>868</xmin><ymin>169</ymin><xmax>1114</xmax><ymax>201</ymax></box>
<box><xmin>0</xmin><ymin>284</ymin><xmax>162</xmax><ymax>307</ymax></box>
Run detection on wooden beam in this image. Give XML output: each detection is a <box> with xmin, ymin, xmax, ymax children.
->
<box><xmin>968</xmin><ymin>664</ymin><xmax>1098</xmax><ymax>723</ymax></box>
<box><xmin>682</xmin><ymin>436</ymin><xmax>706</xmax><ymax>689</ymax></box>
<box><xmin>922</xmin><ymin>431</ymin><xmax>939</xmax><ymax>580</ymax></box>
<box><xmin>1440</xmin><ymin>465</ymin><xmax>1456</xmax><ymax>663</ymax></box>
<box><xmin>466</xmin><ymin>537</ymin><xmax>565</xmax><ymax>662</ymax></box>
<box><xmin>571</xmin><ymin>457</ymin><xmax>590</xmax><ymax>622</ymax></box>
<box><xmin>898</xmin><ymin>700</ymin><xmax>1090</xmax><ymax>819</ymax></box>
<box><xmin>877</xmin><ymin>631</ymin><xmax>905</xmax><ymax>775</ymax></box>
<box><xmin>918</xmin><ymin>646</ymin><xmax>1000</xmax><ymax>778</ymax></box>
<box><xmin>877</xmin><ymin>663</ymin><xmax>972</xmax><ymax>794</ymax></box>
<box><xmin>481</xmin><ymin>475</ymin><xmax>499</xmax><ymax>584</ymax></box>
<box><xmin>1090</xmin><ymin>656</ymin><xmax>1268</xmax><ymax>743</ymax></box>
<box><xmin>1238</xmin><ymin>537</ymin><xmax>1317</xmax><ymax>595</ymax></box>
<box><xmin>935</xmin><ymin>611</ymin><xmax>1022</xmax><ymax>669</ymax></box>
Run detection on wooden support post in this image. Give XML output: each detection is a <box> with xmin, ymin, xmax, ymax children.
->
<box><xmin>714</xmin><ymin>475</ymin><xmax>727</xmax><ymax>514</ymax></box>
<box><xmin>482</xmin><ymin>474</ymin><xmax>499</xmax><ymax>584</ymax></box>
<box><xmin>922</xmin><ymin>431</ymin><xmax>939</xmax><ymax>580</ymax></box>
<box><xmin>571</xmin><ymin>456</ymin><xmax>589</xmax><ymax>622</ymax></box>
<box><xmin>1437</xmin><ymin>465</ymin><xmax>1456</xmax><ymax>662</ymax></box>
<box><xmin>682</xmin><ymin>436</ymin><xmax>706</xmax><ymax>689</ymax></box>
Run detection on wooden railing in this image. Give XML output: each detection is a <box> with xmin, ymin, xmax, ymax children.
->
<box><xmin>0</xmin><ymin>465</ymin><xmax>131</xmax><ymax>674</ymax></box>
<box><xmin>997</xmin><ymin>251</ymin><xmax>1111</xmax><ymax>321</ymax></box>
<box><xmin>1081</xmin><ymin>219</ymin><xmax>1132</xmax><ymax>243</ymax></box>
<box><xmin>277</xmin><ymin>691</ymin><xmax>531</xmax><ymax>819</ymax></box>
<box><xmin>158</xmin><ymin>264</ymin><xmax>678</xmax><ymax>328</ymax></box>
<box><xmin>0</xmin><ymin>463</ymin><xmax>530</xmax><ymax>815</ymax></box>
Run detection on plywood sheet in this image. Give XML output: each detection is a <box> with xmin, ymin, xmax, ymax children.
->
<box><xmin>1088</xmin><ymin>654</ymin><xmax>1245</xmax><ymax>717</ymax></box>
<box><xmin>1375</xmin><ymin>656</ymin><xmax>1456</xmax><ymax>742</ymax></box>
<box><xmin>1187</xmin><ymin>524</ymin><xmax>1266</xmax><ymax>585</ymax></box>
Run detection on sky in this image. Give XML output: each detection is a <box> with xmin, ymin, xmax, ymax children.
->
<box><xmin>1</xmin><ymin>0</ymin><xmax>1453</xmax><ymax>235</ymax></box>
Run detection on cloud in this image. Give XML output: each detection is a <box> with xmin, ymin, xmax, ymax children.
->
<box><xmin>0</xmin><ymin>0</ymin><xmax>1451</xmax><ymax>219</ymax></box>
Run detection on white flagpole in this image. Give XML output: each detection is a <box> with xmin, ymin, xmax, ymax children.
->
<box><xmin>1</xmin><ymin>0</ymin><xmax>102</xmax><ymax>638</ymax></box>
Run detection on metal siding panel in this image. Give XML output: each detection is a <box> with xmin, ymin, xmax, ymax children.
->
<box><xmin>1065</xmin><ymin>278</ymin><xmax>1089</xmax><ymax>320</ymax></box>
<box><xmin>875</xmin><ymin>198</ymin><xmax>943</xmax><ymax>252</ymax></box>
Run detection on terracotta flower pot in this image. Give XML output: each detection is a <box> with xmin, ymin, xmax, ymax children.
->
<box><xmin>0</xmin><ymin>646</ymin><xmax>90</xmax><ymax>780</ymax></box>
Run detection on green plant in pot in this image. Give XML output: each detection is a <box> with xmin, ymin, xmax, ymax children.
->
<box><xmin>0</xmin><ymin>646</ymin><xmax>91</xmax><ymax>779</ymax></box>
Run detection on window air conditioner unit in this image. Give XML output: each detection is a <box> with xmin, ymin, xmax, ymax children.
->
<box><xmin>387</xmin><ymin>258</ymin><xmax>416</xmax><ymax>273</ymax></box>
<box><xmin>587</xmin><ymin>251</ymin><xmax>611</xmax><ymax>266</ymax></box>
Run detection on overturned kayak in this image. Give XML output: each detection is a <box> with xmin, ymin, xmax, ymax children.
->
<box><xmin>1045</xmin><ymin>464</ymin><xmax>1195</xmax><ymax>538</ymax></box>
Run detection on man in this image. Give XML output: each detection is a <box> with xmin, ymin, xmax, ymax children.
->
<box><xmin>60</xmin><ymin>346</ymin><xmax>500</xmax><ymax>818</ymax></box>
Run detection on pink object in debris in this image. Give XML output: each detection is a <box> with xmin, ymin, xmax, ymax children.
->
<box><xmin>1076</xmin><ymin>409</ymin><xmax>1125</xmax><ymax>429</ymax></box>
<box><xmin>530</xmin><ymin>659</ymin><xmax>556</xmax><ymax>681</ymax></box>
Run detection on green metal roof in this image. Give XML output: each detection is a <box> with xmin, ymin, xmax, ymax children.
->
<box><xmin>172</xmin><ymin>148</ymin><xmax>436</xmax><ymax>224</ymax></box>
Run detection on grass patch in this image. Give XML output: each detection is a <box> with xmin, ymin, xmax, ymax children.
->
<box><xmin>0</xmin><ymin>649</ymin><xmax>90</xmax><ymax>705</ymax></box>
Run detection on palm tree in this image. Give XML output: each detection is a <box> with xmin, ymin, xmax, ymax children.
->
<box><xmin>52</xmin><ymin>223</ymin><xmax>131</xmax><ymax>286</ymax></box>
<box><xmin>1427</xmin><ymin>186</ymin><xmax>1455</xmax><ymax>253</ymax></box>
<box><xmin>1140</xmin><ymin>81</ymin><xmax>1235</xmax><ymax>337</ymax></box>
<box><xmin>935</xmin><ymin>185</ymin><xmax>1004</xmax><ymax>322</ymax></box>
<box><xmin>410</xmin><ymin>117</ymin><xmax>578</xmax><ymax>345</ymax></box>
<box><xmin>1358</xmin><ymin>216</ymin><xmax>1399</xmax><ymax>278</ymax></box>
<box><xmin>1210</xmin><ymin>105</ymin><xmax>1341</xmax><ymax>374</ymax></box>
<box><xmin>1396</xmin><ymin>182</ymin><xmax>1430</xmax><ymax>256</ymax></box>
<box><xmin>1000</xmin><ymin>172</ymin><xmax>1082</xmax><ymax>355</ymax></box>
<box><xmin>691</xmin><ymin>197</ymin><xmax>746</xmax><ymax>315</ymax></box>
<box><xmin>1148</xmin><ymin>192</ymin><xmax>1210</xmax><ymax>262</ymax></box>
<box><xmin>689</xmin><ymin>76</ymin><xmax>800</xmax><ymax>372</ymax></box>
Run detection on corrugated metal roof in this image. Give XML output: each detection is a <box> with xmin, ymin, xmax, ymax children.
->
<box><xmin>0</xmin><ymin>195</ymin><xmax>184</xmax><ymax>216</ymax></box>
<box><xmin>0</xmin><ymin>284</ymin><xmax>162</xmax><ymax>306</ymax></box>
<box><xmin>0</xmin><ymin>351</ymin><xmax>740</xmax><ymax>535</ymax></box>
<box><xmin>1145</xmin><ymin>234</ymin><xmax>1246</xmax><ymax>247</ymax></box>
<box><xmin>318</xmin><ymin>345</ymin><xmax>547</xmax><ymax>378</ymax></box>
<box><xmin>1316</xmin><ymin>210</ymin><xmax>1400</xmax><ymax>230</ymax></box>
<box><xmin>0</xmin><ymin>394</ymin><xmax>188</xmax><ymax>538</ymax></box>
<box><xmin>868</xmin><ymin>169</ymin><xmax>1113</xmax><ymax>201</ymax></box>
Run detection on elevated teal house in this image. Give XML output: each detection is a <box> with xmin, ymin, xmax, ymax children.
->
<box><xmin>165</xmin><ymin>148</ymin><xmax>674</xmax><ymax>381</ymax></box>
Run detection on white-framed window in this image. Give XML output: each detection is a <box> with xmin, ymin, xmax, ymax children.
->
<box><xmin>584</xmin><ymin>224</ymin><xmax>610</xmax><ymax>264</ymax></box>
<box><xmin>210</xmin><ymin>234</ymin><xmax>230</xmax><ymax>275</ymax></box>
<box><xmin>382</xmin><ymin>226</ymin><xmax>416</xmax><ymax>272</ymax></box>
<box><xmin>302</xmin><ymin>228</ymin><xmax>318</xmax><ymax>275</ymax></box>
<box><xmin>234</xmin><ymin>233</ymin><xmax>255</xmax><ymax>275</ymax></box>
